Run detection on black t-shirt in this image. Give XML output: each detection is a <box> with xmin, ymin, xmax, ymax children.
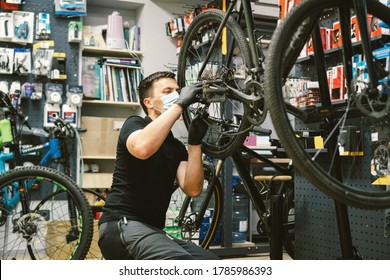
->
<box><xmin>98</xmin><ymin>115</ymin><xmax>188</xmax><ymax>229</ymax></box>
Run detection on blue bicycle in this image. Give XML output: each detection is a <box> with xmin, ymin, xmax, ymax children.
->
<box><xmin>0</xmin><ymin>90</ymin><xmax>93</xmax><ymax>260</ymax></box>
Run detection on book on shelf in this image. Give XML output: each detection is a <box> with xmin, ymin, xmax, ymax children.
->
<box><xmin>115</xmin><ymin>68</ymin><xmax>123</xmax><ymax>102</ymax></box>
<box><xmin>102</xmin><ymin>56</ymin><xmax>141</xmax><ymax>66</ymax></box>
<box><xmin>129</xmin><ymin>25</ymin><xmax>141</xmax><ymax>51</ymax></box>
<box><xmin>82</xmin><ymin>57</ymin><xmax>101</xmax><ymax>99</ymax></box>
<box><xmin>119</xmin><ymin>68</ymin><xmax>130</xmax><ymax>102</ymax></box>
<box><xmin>84</xmin><ymin>57</ymin><xmax>142</xmax><ymax>104</ymax></box>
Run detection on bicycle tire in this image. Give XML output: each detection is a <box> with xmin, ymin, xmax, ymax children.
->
<box><xmin>265</xmin><ymin>0</ymin><xmax>390</xmax><ymax>209</ymax></box>
<box><xmin>165</xmin><ymin>161</ymin><xmax>223</xmax><ymax>249</ymax></box>
<box><xmin>177</xmin><ymin>9</ymin><xmax>255</xmax><ymax>159</ymax></box>
<box><xmin>81</xmin><ymin>188</ymin><xmax>106</xmax><ymax>260</ymax></box>
<box><xmin>0</xmin><ymin>166</ymin><xmax>93</xmax><ymax>260</ymax></box>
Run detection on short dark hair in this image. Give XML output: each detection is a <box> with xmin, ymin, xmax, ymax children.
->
<box><xmin>138</xmin><ymin>71</ymin><xmax>176</xmax><ymax>114</ymax></box>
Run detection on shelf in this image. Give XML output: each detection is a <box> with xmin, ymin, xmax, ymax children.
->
<box><xmin>297</xmin><ymin>34</ymin><xmax>390</xmax><ymax>63</ymax></box>
<box><xmin>82</xmin><ymin>155</ymin><xmax>116</xmax><ymax>160</ymax></box>
<box><xmin>82</xmin><ymin>99</ymin><xmax>141</xmax><ymax>108</ymax></box>
<box><xmin>82</xmin><ymin>46</ymin><xmax>143</xmax><ymax>58</ymax></box>
<box><xmin>89</xmin><ymin>0</ymin><xmax>145</xmax><ymax>9</ymax></box>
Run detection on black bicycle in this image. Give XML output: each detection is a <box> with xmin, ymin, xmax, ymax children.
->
<box><xmin>165</xmin><ymin>128</ymin><xmax>295</xmax><ymax>258</ymax></box>
<box><xmin>177</xmin><ymin>0</ymin><xmax>390</xmax><ymax>210</ymax></box>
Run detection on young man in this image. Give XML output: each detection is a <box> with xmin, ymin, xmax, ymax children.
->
<box><xmin>98</xmin><ymin>71</ymin><xmax>220</xmax><ymax>260</ymax></box>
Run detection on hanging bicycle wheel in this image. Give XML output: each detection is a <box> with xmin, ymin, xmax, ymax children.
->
<box><xmin>164</xmin><ymin>161</ymin><xmax>223</xmax><ymax>249</ymax></box>
<box><xmin>0</xmin><ymin>166</ymin><xmax>93</xmax><ymax>260</ymax></box>
<box><xmin>265</xmin><ymin>0</ymin><xmax>390</xmax><ymax>209</ymax></box>
<box><xmin>177</xmin><ymin>9</ymin><xmax>258</xmax><ymax>159</ymax></box>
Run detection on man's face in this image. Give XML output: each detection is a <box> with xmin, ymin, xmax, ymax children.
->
<box><xmin>148</xmin><ymin>78</ymin><xmax>180</xmax><ymax>115</ymax></box>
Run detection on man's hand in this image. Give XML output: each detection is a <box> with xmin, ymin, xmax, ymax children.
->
<box><xmin>188</xmin><ymin>114</ymin><xmax>208</xmax><ymax>145</ymax></box>
<box><xmin>174</xmin><ymin>83</ymin><xmax>202</xmax><ymax>109</ymax></box>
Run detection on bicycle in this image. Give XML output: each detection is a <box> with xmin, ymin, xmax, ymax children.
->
<box><xmin>177</xmin><ymin>0</ymin><xmax>390</xmax><ymax>209</ymax></box>
<box><xmin>165</xmin><ymin>128</ymin><xmax>295</xmax><ymax>259</ymax></box>
<box><xmin>0</xmin><ymin>90</ymin><xmax>93</xmax><ymax>260</ymax></box>
<box><xmin>264</xmin><ymin>0</ymin><xmax>390</xmax><ymax>210</ymax></box>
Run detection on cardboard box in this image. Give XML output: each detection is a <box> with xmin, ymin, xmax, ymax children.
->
<box><xmin>279</xmin><ymin>0</ymin><xmax>302</xmax><ymax>20</ymax></box>
<box><xmin>351</xmin><ymin>15</ymin><xmax>360</xmax><ymax>42</ymax></box>
<box><xmin>81</xmin><ymin>116</ymin><xmax>125</xmax><ymax>158</ymax></box>
<box><xmin>330</xmin><ymin>65</ymin><xmax>345</xmax><ymax>102</ymax></box>
<box><xmin>333</xmin><ymin>21</ymin><xmax>342</xmax><ymax>48</ymax></box>
<box><xmin>326</xmin><ymin>28</ymin><xmax>334</xmax><ymax>50</ymax></box>
<box><xmin>307</xmin><ymin>27</ymin><xmax>327</xmax><ymax>55</ymax></box>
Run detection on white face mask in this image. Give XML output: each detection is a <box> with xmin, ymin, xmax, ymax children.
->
<box><xmin>160</xmin><ymin>91</ymin><xmax>179</xmax><ymax>113</ymax></box>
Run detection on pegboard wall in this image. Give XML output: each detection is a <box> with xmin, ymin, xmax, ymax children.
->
<box><xmin>288</xmin><ymin>6</ymin><xmax>390</xmax><ymax>259</ymax></box>
<box><xmin>294</xmin><ymin>114</ymin><xmax>390</xmax><ymax>260</ymax></box>
<box><xmin>0</xmin><ymin>0</ymin><xmax>80</xmax><ymax>181</ymax></box>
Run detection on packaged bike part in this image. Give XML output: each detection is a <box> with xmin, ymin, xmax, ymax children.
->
<box><xmin>35</xmin><ymin>12</ymin><xmax>51</xmax><ymax>40</ymax></box>
<box><xmin>44</xmin><ymin>83</ymin><xmax>62</xmax><ymax>128</ymax></box>
<box><xmin>32</xmin><ymin>40</ymin><xmax>55</xmax><ymax>77</ymax></box>
<box><xmin>14</xmin><ymin>48</ymin><xmax>31</xmax><ymax>75</ymax></box>
<box><xmin>0</xmin><ymin>12</ymin><xmax>13</xmax><ymax>41</ymax></box>
<box><xmin>21</xmin><ymin>82</ymin><xmax>33</xmax><ymax>98</ymax></box>
<box><xmin>0</xmin><ymin>80</ymin><xmax>8</xmax><ymax>93</ymax></box>
<box><xmin>68</xmin><ymin>21</ymin><xmax>82</xmax><ymax>43</ymax></box>
<box><xmin>13</xmin><ymin>11</ymin><xmax>34</xmax><ymax>44</ymax></box>
<box><xmin>0</xmin><ymin>47</ymin><xmax>14</xmax><ymax>74</ymax></box>
<box><xmin>62</xmin><ymin>85</ymin><xmax>83</xmax><ymax>127</ymax></box>
<box><xmin>31</xmin><ymin>83</ymin><xmax>43</xmax><ymax>100</ymax></box>
<box><xmin>9</xmin><ymin>81</ymin><xmax>21</xmax><ymax>108</ymax></box>
<box><xmin>50</xmin><ymin>52</ymin><xmax>67</xmax><ymax>80</ymax></box>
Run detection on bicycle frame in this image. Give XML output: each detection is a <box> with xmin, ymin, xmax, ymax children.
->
<box><xmin>0</xmin><ymin>118</ymin><xmax>69</xmax><ymax>214</ymax></box>
<box><xmin>199</xmin><ymin>0</ymin><xmax>262</xmax><ymax>77</ymax></box>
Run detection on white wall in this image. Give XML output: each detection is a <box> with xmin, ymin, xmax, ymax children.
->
<box><xmin>137</xmin><ymin>1</ymin><xmax>192</xmax><ymax>76</ymax></box>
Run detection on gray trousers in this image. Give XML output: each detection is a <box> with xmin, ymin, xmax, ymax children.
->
<box><xmin>98</xmin><ymin>218</ymin><xmax>221</xmax><ymax>260</ymax></box>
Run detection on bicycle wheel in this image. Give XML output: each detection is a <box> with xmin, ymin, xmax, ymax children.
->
<box><xmin>265</xmin><ymin>0</ymin><xmax>390</xmax><ymax>209</ymax></box>
<box><xmin>0</xmin><ymin>166</ymin><xmax>93</xmax><ymax>260</ymax></box>
<box><xmin>81</xmin><ymin>188</ymin><xmax>106</xmax><ymax>260</ymax></box>
<box><xmin>177</xmin><ymin>9</ymin><xmax>259</xmax><ymax>159</ymax></box>
<box><xmin>165</xmin><ymin>161</ymin><xmax>223</xmax><ymax>249</ymax></box>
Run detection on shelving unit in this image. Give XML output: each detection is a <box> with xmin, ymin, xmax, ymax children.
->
<box><xmin>78</xmin><ymin>0</ymin><xmax>145</xmax><ymax>190</ymax></box>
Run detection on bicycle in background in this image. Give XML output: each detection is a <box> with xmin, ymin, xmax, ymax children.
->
<box><xmin>0</xmin><ymin>90</ymin><xmax>93</xmax><ymax>260</ymax></box>
<box><xmin>177</xmin><ymin>0</ymin><xmax>390</xmax><ymax>210</ymax></box>
<box><xmin>165</xmin><ymin>126</ymin><xmax>295</xmax><ymax>259</ymax></box>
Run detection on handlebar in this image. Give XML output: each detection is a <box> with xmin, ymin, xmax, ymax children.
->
<box><xmin>0</xmin><ymin>90</ymin><xmax>31</xmax><ymax>129</ymax></box>
<box><xmin>0</xmin><ymin>90</ymin><xmax>76</xmax><ymax>139</ymax></box>
<box><xmin>52</xmin><ymin>114</ymin><xmax>75</xmax><ymax>139</ymax></box>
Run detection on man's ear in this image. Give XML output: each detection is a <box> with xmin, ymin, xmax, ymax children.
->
<box><xmin>144</xmin><ymin>97</ymin><xmax>153</xmax><ymax>109</ymax></box>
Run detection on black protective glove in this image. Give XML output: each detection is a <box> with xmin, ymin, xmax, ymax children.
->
<box><xmin>174</xmin><ymin>83</ymin><xmax>202</xmax><ymax>109</ymax></box>
<box><xmin>188</xmin><ymin>114</ymin><xmax>208</xmax><ymax>145</ymax></box>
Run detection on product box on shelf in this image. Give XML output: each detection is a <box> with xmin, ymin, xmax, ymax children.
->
<box><xmin>81</xmin><ymin>116</ymin><xmax>125</xmax><ymax>158</ymax></box>
<box><xmin>368</xmin><ymin>14</ymin><xmax>390</xmax><ymax>38</ymax></box>
<box><xmin>330</xmin><ymin>65</ymin><xmax>345</xmax><ymax>102</ymax></box>
<box><xmin>326</xmin><ymin>28</ymin><xmax>334</xmax><ymax>50</ymax></box>
<box><xmin>278</xmin><ymin>0</ymin><xmax>302</xmax><ymax>20</ymax></box>
<box><xmin>351</xmin><ymin>15</ymin><xmax>360</xmax><ymax>43</ymax></box>
<box><xmin>373</xmin><ymin>43</ymin><xmax>390</xmax><ymax>86</ymax></box>
<box><xmin>333</xmin><ymin>21</ymin><xmax>342</xmax><ymax>48</ymax></box>
<box><xmin>307</xmin><ymin>27</ymin><xmax>327</xmax><ymax>55</ymax></box>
